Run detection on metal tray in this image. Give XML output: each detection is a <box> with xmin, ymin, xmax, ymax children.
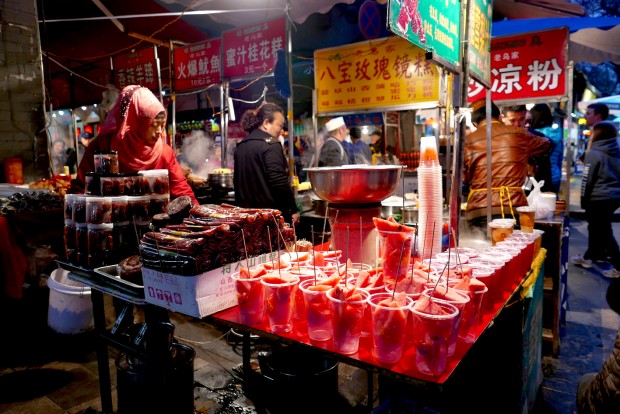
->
<box><xmin>56</xmin><ymin>259</ymin><xmax>145</xmax><ymax>304</ymax></box>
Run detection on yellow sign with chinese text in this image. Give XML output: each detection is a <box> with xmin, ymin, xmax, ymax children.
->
<box><xmin>314</xmin><ymin>36</ymin><xmax>440</xmax><ymax>114</ymax></box>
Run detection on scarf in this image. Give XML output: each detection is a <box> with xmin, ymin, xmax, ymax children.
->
<box><xmin>99</xmin><ymin>85</ymin><xmax>166</xmax><ymax>173</ymax></box>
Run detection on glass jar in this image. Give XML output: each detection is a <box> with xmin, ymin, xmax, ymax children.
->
<box><xmin>109</xmin><ymin>196</ymin><xmax>129</xmax><ymax>223</ymax></box>
<box><xmin>128</xmin><ymin>195</ymin><xmax>151</xmax><ymax>224</ymax></box>
<box><xmin>94</xmin><ymin>151</ymin><xmax>119</xmax><ymax>174</ymax></box>
<box><xmin>72</xmin><ymin>195</ymin><xmax>87</xmax><ymax>224</ymax></box>
<box><xmin>100</xmin><ymin>174</ymin><xmax>125</xmax><ymax>196</ymax></box>
<box><xmin>139</xmin><ymin>169</ymin><xmax>170</xmax><ymax>195</ymax></box>
<box><xmin>149</xmin><ymin>194</ymin><xmax>170</xmax><ymax>217</ymax></box>
<box><xmin>85</xmin><ymin>172</ymin><xmax>101</xmax><ymax>196</ymax></box>
<box><xmin>86</xmin><ymin>196</ymin><xmax>112</xmax><ymax>224</ymax></box>
<box><xmin>87</xmin><ymin>223</ymin><xmax>114</xmax><ymax>268</ymax></box>
<box><xmin>75</xmin><ymin>223</ymin><xmax>89</xmax><ymax>267</ymax></box>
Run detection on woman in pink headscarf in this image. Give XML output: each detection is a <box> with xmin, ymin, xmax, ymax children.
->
<box><xmin>73</xmin><ymin>85</ymin><xmax>197</xmax><ymax>204</ymax></box>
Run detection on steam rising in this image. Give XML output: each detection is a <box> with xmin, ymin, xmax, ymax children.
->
<box><xmin>179</xmin><ymin>130</ymin><xmax>222</xmax><ymax>178</ymax></box>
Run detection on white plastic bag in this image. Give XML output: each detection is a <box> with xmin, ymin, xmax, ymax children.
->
<box><xmin>526</xmin><ymin>177</ymin><xmax>550</xmax><ymax>219</ymax></box>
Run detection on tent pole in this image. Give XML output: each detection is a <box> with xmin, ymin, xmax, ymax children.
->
<box><xmin>565</xmin><ymin>62</ymin><xmax>574</xmax><ymax>216</ymax></box>
<box><xmin>286</xmin><ymin>0</ymin><xmax>297</xmax><ymax>198</ymax></box>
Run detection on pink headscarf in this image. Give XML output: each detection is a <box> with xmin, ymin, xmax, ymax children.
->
<box><xmin>99</xmin><ymin>85</ymin><xmax>166</xmax><ymax>173</ymax></box>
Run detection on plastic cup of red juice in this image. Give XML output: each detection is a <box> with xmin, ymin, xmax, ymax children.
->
<box><xmin>368</xmin><ymin>292</ymin><xmax>413</xmax><ymax>364</ymax></box>
<box><xmin>410</xmin><ymin>297</ymin><xmax>459</xmax><ymax>376</ymax></box>
<box><xmin>260</xmin><ymin>273</ymin><xmax>299</xmax><ymax>333</ymax></box>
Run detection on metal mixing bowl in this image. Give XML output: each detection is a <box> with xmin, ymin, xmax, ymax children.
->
<box><xmin>305</xmin><ymin>165</ymin><xmax>403</xmax><ymax>204</ymax></box>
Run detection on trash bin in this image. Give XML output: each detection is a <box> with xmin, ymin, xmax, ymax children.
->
<box><xmin>47</xmin><ymin>268</ymin><xmax>93</xmax><ymax>334</ymax></box>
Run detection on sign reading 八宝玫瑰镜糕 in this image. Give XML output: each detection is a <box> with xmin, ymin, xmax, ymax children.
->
<box><xmin>387</xmin><ymin>0</ymin><xmax>462</xmax><ymax>71</ymax></box>
<box><xmin>314</xmin><ymin>36</ymin><xmax>440</xmax><ymax>114</ymax></box>
<box><xmin>467</xmin><ymin>27</ymin><xmax>569</xmax><ymax>104</ymax></box>
<box><xmin>468</xmin><ymin>0</ymin><xmax>492</xmax><ymax>87</ymax></box>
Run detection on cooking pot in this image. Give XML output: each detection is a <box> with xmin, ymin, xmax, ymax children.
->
<box><xmin>207</xmin><ymin>173</ymin><xmax>233</xmax><ymax>190</ymax></box>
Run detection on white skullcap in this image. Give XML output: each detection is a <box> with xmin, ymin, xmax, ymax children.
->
<box><xmin>325</xmin><ymin>116</ymin><xmax>345</xmax><ymax>132</ymax></box>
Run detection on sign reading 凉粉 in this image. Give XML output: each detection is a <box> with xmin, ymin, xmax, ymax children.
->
<box><xmin>173</xmin><ymin>39</ymin><xmax>221</xmax><ymax>92</ymax></box>
<box><xmin>221</xmin><ymin>17</ymin><xmax>286</xmax><ymax>79</ymax></box>
<box><xmin>387</xmin><ymin>0</ymin><xmax>462</xmax><ymax>71</ymax></box>
<box><xmin>468</xmin><ymin>27</ymin><xmax>569</xmax><ymax>104</ymax></box>
<box><xmin>468</xmin><ymin>0</ymin><xmax>492</xmax><ymax>87</ymax></box>
<box><xmin>314</xmin><ymin>36</ymin><xmax>440</xmax><ymax>114</ymax></box>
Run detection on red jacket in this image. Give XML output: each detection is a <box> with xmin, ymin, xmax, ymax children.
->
<box><xmin>72</xmin><ymin>135</ymin><xmax>198</xmax><ymax>205</ymax></box>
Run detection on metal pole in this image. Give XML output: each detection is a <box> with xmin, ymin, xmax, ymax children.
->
<box><xmin>222</xmin><ymin>81</ymin><xmax>229</xmax><ymax>169</ymax></box>
<box><xmin>154</xmin><ymin>45</ymin><xmax>163</xmax><ymax>105</ymax></box>
<box><xmin>169</xmin><ymin>40</ymin><xmax>177</xmax><ymax>149</ymax></box>
<box><xmin>286</xmin><ymin>0</ymin><xmax>297</xmax><ymax>198</ymax></box>
<box><xmin>565</xmin><ymin>62</ymin><xmax>574</xmax><ymax>215</ymax></box>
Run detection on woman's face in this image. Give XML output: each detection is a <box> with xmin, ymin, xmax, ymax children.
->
<box><xmin>143</xmin><ymin>114</ymin><xmax>166</xmax><ymax>146</ymax></box>
<box><xmin>262</xmin><ymin>112</ymin><xmax>285</xmax><ymax>138</ymax></box>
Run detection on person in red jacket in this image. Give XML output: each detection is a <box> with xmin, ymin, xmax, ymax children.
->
<box><xmin>71</xmin><ymin>85</ymin><xmax>197</xmax><ymax>204</ymax></box>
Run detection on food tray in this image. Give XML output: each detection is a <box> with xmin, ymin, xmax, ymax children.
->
<box><xmin>56</xmin><ymin>259</ymin><xmax>145</xmax><ymax>304</ymax></box>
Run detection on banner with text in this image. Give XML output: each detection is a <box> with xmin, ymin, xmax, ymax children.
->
<box><xmin>314</xmin><ymin>36</ymin><xmax>440</xmax><ymax>114</ymax></box>
<box><xmin>468</xmin><ymin>0</ymin><xmax>492</xmax><ymax>85</ymax></box>
<box><xmin>222</xmin><ymin>17</ymin><xmax>285</xmax><ymax>79</ymax></box>
<box><xmin>468</xmin><ymin>27</ymin><xmax>569</xmax><ymax>103</ymax></box>
<box><xmin>113</xmin><ymin>47</ymin><xmax>158</xmax><ymax>91</ymax></box>
<box><xmin>173</xmin><ymin>39</ymin><xmax>221</xmax><ymax>92</ymax></box>
<box><xmin>387</xmin><ymin>0</ymin><xmax>461</xmax><ymax>69</ymax></box>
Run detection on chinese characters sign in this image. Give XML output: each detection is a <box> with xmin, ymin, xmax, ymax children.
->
<box><xmin>222</xmin><ymin>17</ymin><xmax>285</xmax><ymax>79</ymax></box>
<box><xmin>388</xmin><ymin>0</ymin><xmax>461</xmax><ymax>69</ymax></box>
<box><xmin>173</xmin><ymin>39</ymin><xmax>221</xmax><ymax>92</ymax></box>
<box><xmin>468</xmin><ymin>0</ymin><xmax>492</xmax><ymax>85</ymax></box>
<box><xmin>314</xmin><ymin>36</ymin><xmax>440</xmax><ymax>114</ymax></box>
<box><xmin>468</xmin><ymin>27</ymin><xmax>568</xmax><ymax>103</ymax></box>
<box><xmin>113</xmin><ymin>47</ymin><xmax>158</xmax><ymax>91</ymax></box>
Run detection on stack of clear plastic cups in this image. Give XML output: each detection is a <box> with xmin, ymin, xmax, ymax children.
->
<box><xmin>496</xmin><ymin>238</ymin><xmax>530</xmax><ymax>280</ymax></box>
<box><xmin>417</xmin><ymin>136</ymin><xmax>443</xmax><ymax>259</ymax></box>
<box><xmin>475</xmin><ymin>251</ymin><xmax>513</xmax><ymax>301</ymax></box>
<box><xmin>468</xmin><ymin>257</ymin><xmax>504</xmax><ymax>307</ymax></box>
<box><xmin>483</xmin><ymin>246</ymin><xmax>521</xmax><ymax>293</ymax></box>
<box><xmin>468</xmin><ymin>264</ymin><xmax>496</xmax><ymax>313</ymax></box>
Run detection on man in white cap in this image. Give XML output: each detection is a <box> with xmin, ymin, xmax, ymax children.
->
<box><xmin>319</xmin><ymin>116</ymin><xmax>349</xmax><ymax>166</ymax></box>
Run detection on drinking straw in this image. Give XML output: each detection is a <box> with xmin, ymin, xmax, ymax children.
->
<box><xmin>292</xmin><ymin>224</ymin><xmax>300</xmax><ymax>272</ymax></box>
<box><xmin>267</xmin><ymin>226</ymin><xmax>275</xmax><ymax>268</ymax></box>
<box><xmin>321</xmin><ymin>205</ymin><xmax>329</xmax><ymax>250</ymax></box>
<box><xmin>359</xmin><ymin>216</ymin><xmax>363</xmax><ymax>273</ymax></box>
<box><xmin>241</xmin><ymin>229</ymin><xmax>249</xmax><ymax>274</ymax></box>
<box><xmin>311</xmin><ymin>225</ymin><xmax>317</xmax><ymax>285</ymax></box>
<box><xmin>345</xmin><ymin>226</ymin><xmax>349</xmax><ymax>288</ymax></box>
<box><xmin>392</xmin><ymin>241</ymin><xmax>407</xmax><ymax>301</ymax></box>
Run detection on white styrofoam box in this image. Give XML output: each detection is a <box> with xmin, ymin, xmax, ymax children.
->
<box><xmin>142</xmin><ymin>251</ymin><xmax>283</xmax><ymax>318</ymax></box>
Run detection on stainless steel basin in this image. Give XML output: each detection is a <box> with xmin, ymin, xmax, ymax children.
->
<box><xmin>305</xmin><ymin>165</ymin><xmax>403</xmax><ymax>204</ymax></box>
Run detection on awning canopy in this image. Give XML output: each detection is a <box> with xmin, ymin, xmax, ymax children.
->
<box><xmin>577</xmin><ymin>95</ymin><xmax>620</xmax><ymax>117</ymax></box>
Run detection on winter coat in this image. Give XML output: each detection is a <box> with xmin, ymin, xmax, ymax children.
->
<box><xmin>581</xmin><ymin>137</ymin><xmax>620</xmax><ymax>209</ymax></box>
<box><xmin>318</xmin><ymin>136</ymin><xmax>349</xmax><ymax>166</ymax></box>
<box><xmin>578</xmin><ymin>327</ymin><xmax>620</xmax><ymax>414</ymax></box>
<box><xmin>464</xmin><ymin>120</ymin><xmax>551</xmax><ymax>220</ymax></box>
<box><xmin>233</xmin><ymin>128</ymin><xmax>298</xmax><ymax>223</ymax></box>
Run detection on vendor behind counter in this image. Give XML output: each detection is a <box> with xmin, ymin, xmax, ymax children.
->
<box><xmin>71</xmin><ymin>85</ymin><xmax>197</xmax><ymax>205</ymax></box>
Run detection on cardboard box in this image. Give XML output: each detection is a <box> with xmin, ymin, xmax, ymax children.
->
<box><xmin>142</xmin><ymin>251</ymin><xmax>282</xmax><ymax>318</ymax></box>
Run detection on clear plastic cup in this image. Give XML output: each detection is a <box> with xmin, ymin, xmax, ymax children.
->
<box><xmin>260</xmin><ymin>273</ymin><xmax>299</xmax><ymax>333</ymax></box>
<box><xmin>368</xmin><ymin>292</ymin><xmax>413</xmax><ymax>364</ymax></box>
<box><xmin>488</xmin><ymin>220</ymin><xmax>514</xmax><ymax>245</ymax></box>
<box><xmin>448</xmin><ymin>279</ymin><xmax>489</xmax><ymax>343</ymax></box>
<box><xmin>299</xmin><ymin>279</ymin><xmax>333</xmax><ymax>341</ymax></box>
<box><xmin>377</xmin><ymin>230</ymin><xmax>414</xmax><ymax>285</ymax></box>
<box><xmin>326</xmin><ymin>288</ymin><xmax>369</xmax><ymax>355</ymax></box>
<box><xmin>232</xmin><ymin>271</ymin><xmax>265</xmax><ymax>325</ymax></box>
<box><xmin>421</xmin><ymin>287</ymin><xmax>470</xmax><ymax>355</ymax></box>
<box><xmin>410</xmin><ymin>299</ymin><xmax>459</xmax><ymax>376</ymax></box>
<box><xmin>516</xmin><ymin>206</ymin><xmax>536</xmax><ymax>233</ymax></box>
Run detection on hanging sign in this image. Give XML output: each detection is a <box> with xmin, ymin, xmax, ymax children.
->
<box><xmin>468</xmin><ymin>27</ymin><xmax>569</xmax><ymax>103</ymax></box>
<box><xmin>173</xmin><ymin>39</ymin><xmax>221</xmax><ymax>92</ymax></box>
<box><xmin>113</xmin><ymin>47</ymin><xmax>158</xmax><ymax>91</ymax></box>
<box><xmin>387</xmin><ymin>0</ymin><xmax>461</xmax><ymax>71</ymax></box>
<box><xmin>314</xmin><ymin>36</ymin><xmax>440</xmax><ymax>114</ymax></box>
<box><xmin>222</xmin><ymin>17</ymin><xmax>286</xmax><ymax>79</ymax></box>
<box><xmin>468</xmin><ymin>0</ymin><xmax>492</xmax><ymax>87</ymax></box>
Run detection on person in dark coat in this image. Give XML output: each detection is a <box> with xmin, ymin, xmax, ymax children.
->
<box><xmin>318</xmin><ymin>116</ymin><xmax>349</xmax><ymax>166</ymax></box>
<box><xmin>571</xmin><ymin>122</ymin><xmax>620</xmax><ymax>277</ymax></box>
<box><xmin>233</xmin><ymin>102</ymin><xmax>299</xmax><ymax>225</ymax></box>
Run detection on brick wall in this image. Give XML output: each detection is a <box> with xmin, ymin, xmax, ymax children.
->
<box><xmin>0</xmin><ymin>0</ymin><xmax>48</xmax><ymax>183</ymax></box>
